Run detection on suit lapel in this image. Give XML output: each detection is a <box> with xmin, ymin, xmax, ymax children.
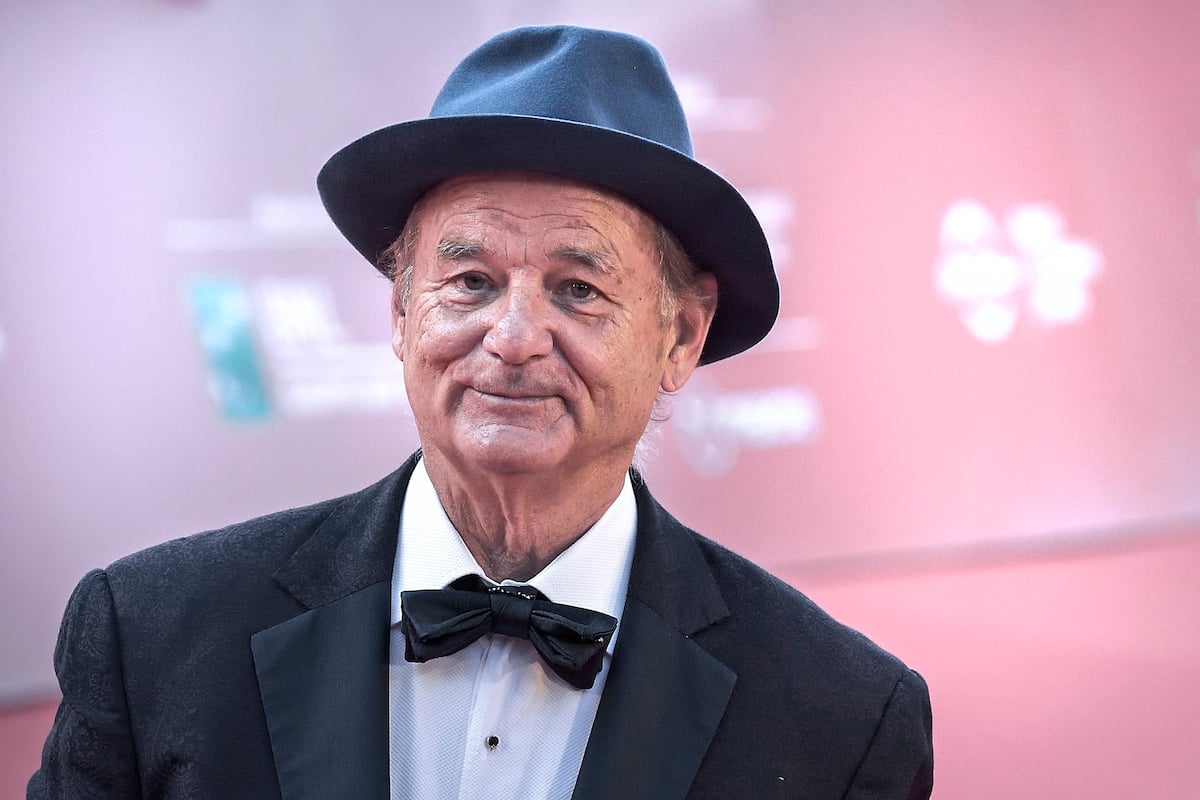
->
<box><xmin>252</xmin><ymin>583</ymin><xmax>391</xmax><ymax>800</ymax></box>
<box><xmin>248</xmin><ymin>457</ymin><xmax>733</xmax><ymax>799</ymax></box>
<box><xmin>572</xmin><ymin>476</ymin><xmax>736</xmax><ymax>800</ymax></box>
<box><xmin>251</xmin><ymin>456</ymin><xmax>419</xmax><ymax>800</ymax></box>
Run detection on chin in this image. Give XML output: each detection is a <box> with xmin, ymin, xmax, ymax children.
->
<box><xmin>455</xmin><ymin>426</ymin><xmax>572</xmax><ymax>476</ymax></box>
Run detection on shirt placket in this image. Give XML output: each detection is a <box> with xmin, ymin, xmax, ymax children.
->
<box><xmin>458</xmin><ymin>635</ymin><xmax>517</xmax><ymax>800</ymax></box>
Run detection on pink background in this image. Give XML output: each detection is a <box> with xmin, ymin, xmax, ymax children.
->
<box><xmin>2</xmin><ymin>1</ymin><xmax>1198</xmax><ymax>797</ymax></box>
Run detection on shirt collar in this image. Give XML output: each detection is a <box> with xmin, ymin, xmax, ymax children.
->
<box><xmin>390</xmin><ymin>457</ymin><xmax>638</xmax><ymax>638</ymax></box>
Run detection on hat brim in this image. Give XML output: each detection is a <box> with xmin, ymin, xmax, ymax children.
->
<box><xmin>317</xmin><ymin>114</ymin><xmax>778</xmax><ymax>364</ymax></box>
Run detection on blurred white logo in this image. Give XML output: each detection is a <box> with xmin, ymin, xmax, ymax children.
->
<box><xmin>934</xmin><ymin>200</ymin><xmax>1103</xmax><ymax>343</ymax></box>
<box><xmin>253</xmin><ymin>278</ymin><xmax>406</xmax><ymax>417</ymax></box>
<box><xmin>674</xmin><ymin>75</ymin><xmax>768</xmax><ymax>132</ymax></box>
<box><xmin>743</xmin><ymin>189</ymin><xmax>795</xmax><ymax>273</ymax></box>
<box><xmin>671</xmin><ymin>380</ymin><xmax>822</xmax><ymax>476</ymax></box>
<box><xmin>256</xmin><ymin>278</ymin><xmax>348</xmax><ymax>350</ymax></box>
<box><xmin>166</xmin><ymin>192</ymin><xmax>342</xmax><ymax>252</ymax></box>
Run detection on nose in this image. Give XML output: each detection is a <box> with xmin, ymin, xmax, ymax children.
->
<box><xmin>483</xmin><ymin>282</ymin><xmax>554</xmax><ymax>364</ymax></box>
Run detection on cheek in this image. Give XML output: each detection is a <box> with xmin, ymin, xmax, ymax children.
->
<box><xmin>406</xmin><ymin>307</ymin><xmax>488</xmax><ymax>369</ymax></box>
<box><xmin>391</xmin><ymin>315</ymin><xmax>407</xmax><ymax>361</ymax></box>
<box><xmin>570</xmin><ymin>325</ymin><xmax>670</xmax><ymax>406</ymax></box>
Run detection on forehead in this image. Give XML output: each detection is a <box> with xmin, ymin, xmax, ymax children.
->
<box><xmin>413</xmin><ymin>171</ymin><xmax>657</xmax><ymax>251</ymax></box>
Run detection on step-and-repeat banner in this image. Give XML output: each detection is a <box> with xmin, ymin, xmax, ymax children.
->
<box><xmin>2</xmin><ymin>0</ymin><xmax>1198</xmax><ymax>699</ymax></box>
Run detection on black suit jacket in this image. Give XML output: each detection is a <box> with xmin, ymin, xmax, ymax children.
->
<box><xmin>30</xmin><ymin>454</ymin><xmax>933</xmax><ymax>799</ymax></box>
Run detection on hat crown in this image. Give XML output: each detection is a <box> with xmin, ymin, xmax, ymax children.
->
<box><xmin>430</xmin><ymin>26</ymin><xmax>694</xmax><ymax>157</ymax></box>
<box><xmin>318</xmin><ymin>25</ymin><xmax>779</xmax><ymax>363</ymax></box>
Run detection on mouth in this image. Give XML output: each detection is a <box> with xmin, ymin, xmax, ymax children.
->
<box><xmin>469</xmin><ymin>387</ymin><xmax>558</xmax><ymax>404</ymax></box>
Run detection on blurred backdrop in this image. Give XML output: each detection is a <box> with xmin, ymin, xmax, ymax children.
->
<box><xmin>2</xmin><ymin>1</ymin><xmax>1199</xmax><ymax>797</ymax></box>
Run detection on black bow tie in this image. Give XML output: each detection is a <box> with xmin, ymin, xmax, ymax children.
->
<box><xmin>400</xmin><ymin>575</ymin><xmax>618</xmax><ymax>690</ymax></box>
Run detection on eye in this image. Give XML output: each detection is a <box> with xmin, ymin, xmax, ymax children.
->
<box><xmin>460</xmin><ymin>273</ymin><xmax>489</xmax><ymax>291</ymax></box>
<box><xmin>565</xmin><ymin>281</ymin><xmax>596</xmax><ymax>300</ymax></box>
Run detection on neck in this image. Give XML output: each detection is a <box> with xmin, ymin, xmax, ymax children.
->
<box><xmin>421</xmin><ymin>451</ymin><xmax>628</xmax><ymax>582</ymax></box>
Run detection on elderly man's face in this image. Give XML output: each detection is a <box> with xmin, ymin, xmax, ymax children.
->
<box><xmin>391</xmin><ymin>172</ymin><xmax>712</xmax><ymax>480</ymax></box>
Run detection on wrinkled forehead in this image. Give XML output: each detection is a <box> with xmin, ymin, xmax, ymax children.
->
<box><xmin>410</xmin><ymin>170</ymin><xmax>660</xmax><ymax>249</ymax></box>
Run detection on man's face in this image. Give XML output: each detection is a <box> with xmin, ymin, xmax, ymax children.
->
<box><xmin>391</xmin><ymin>172</ymin><xmax>712</xmax><ymax>480</ymax></box>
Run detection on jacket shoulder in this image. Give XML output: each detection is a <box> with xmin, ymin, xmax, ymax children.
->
<box><xmin>633</xmin><ymin>489</ymin><xmax>931</xmax><ymax>796</ymax></box>
<box><xmin>690</xmin><ymin>529</ymin><xmax>909</xmax><ymax>682</ymax></box>
<box><xmin>630</xmin><ymin>476</ymin><xmax>909</xmax><ymax>683</ymax></box>
<box><xmin>665</xmin><ymin>515</ymin><xmax>933</xmax><ymax>796</ymax></box>
<box><xmin>106</xmin><ymin>492</ymin><xmax>345</xmax><ymax>589</ymax></box>
<box><xmin>102</xmin><ymin>462</ymin><xmax>413</xmax><ymax>607</ymax></box>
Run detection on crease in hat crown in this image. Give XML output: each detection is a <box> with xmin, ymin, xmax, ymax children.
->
<box><xmin>318</xmin><ymin>24</ymin><xmax>780</xmax><ymax>363</ymax></box>
<box><xmin>428</xmin><ymin>25</ymin><xmax>695</xmax><ymax>158</ymax></box>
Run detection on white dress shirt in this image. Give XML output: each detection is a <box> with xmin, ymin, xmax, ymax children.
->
<box><xmin>388</xmin><ymin>458</ymin><xmax>638</xmax><ymax>800</ymax></box>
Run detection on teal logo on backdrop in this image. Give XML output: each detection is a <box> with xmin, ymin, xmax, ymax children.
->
<box><xmin>185</xmin><ymin>276</ymin><xmax>272</xmax><ymax>421</ymax></box>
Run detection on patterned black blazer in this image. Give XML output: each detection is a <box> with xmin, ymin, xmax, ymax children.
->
<box><xmin>29</xmin><ymin>453</ymin><xmax>933</xmax><ymax>799</ymax></box>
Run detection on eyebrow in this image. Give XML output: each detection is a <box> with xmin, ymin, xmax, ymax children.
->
<box><xmin>549</xmin><ymin>246</ymin><xmax>618</xmax><ymax>275</ymax></box>
<box><xmin>436</xmin><ymin>239</ymin><xmax>484</xmax><ymax>259</ymax></box>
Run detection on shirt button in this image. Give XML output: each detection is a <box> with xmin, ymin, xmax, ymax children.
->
<box><xmin>486</xmin><ymin>735</ymin><xmax>500</xmax><ymax>750</ymax></box>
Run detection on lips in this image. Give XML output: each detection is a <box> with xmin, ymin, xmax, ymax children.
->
<box><xmin>470</xmin><ymin>387</ymin><xmax>556</xmax><ymax>402</ymax></box>
<box><xmin>460</xmin><ymin>366</ymin><xmax>571</xmax><ymax>408</ymax></box>
<box><xmin>467</xmin><ymin>376</ymin><xmax>563</xmax><ymax>400</ymax></box>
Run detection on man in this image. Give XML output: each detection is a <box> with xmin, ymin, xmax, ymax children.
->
<box><xmin>30</xmin><ymin>25</ymin><xmax>933</xmax><ymax>799</ymax></box>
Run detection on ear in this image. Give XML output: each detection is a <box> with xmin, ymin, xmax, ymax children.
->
<box><xmin>661</xmin><ymin>272</ymin><xmax>718</xmax><ymax>393</ymax></box>
<box><xmin>390</xmin><ymin>278</ymin><xmax>407</xmax><ymax>362</ymax></box>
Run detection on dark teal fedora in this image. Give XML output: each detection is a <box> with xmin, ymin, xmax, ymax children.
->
<box><xmin>317</xmin><ymin>25</ymin><xmax>778</xmax><ymax>363</ymax></box>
